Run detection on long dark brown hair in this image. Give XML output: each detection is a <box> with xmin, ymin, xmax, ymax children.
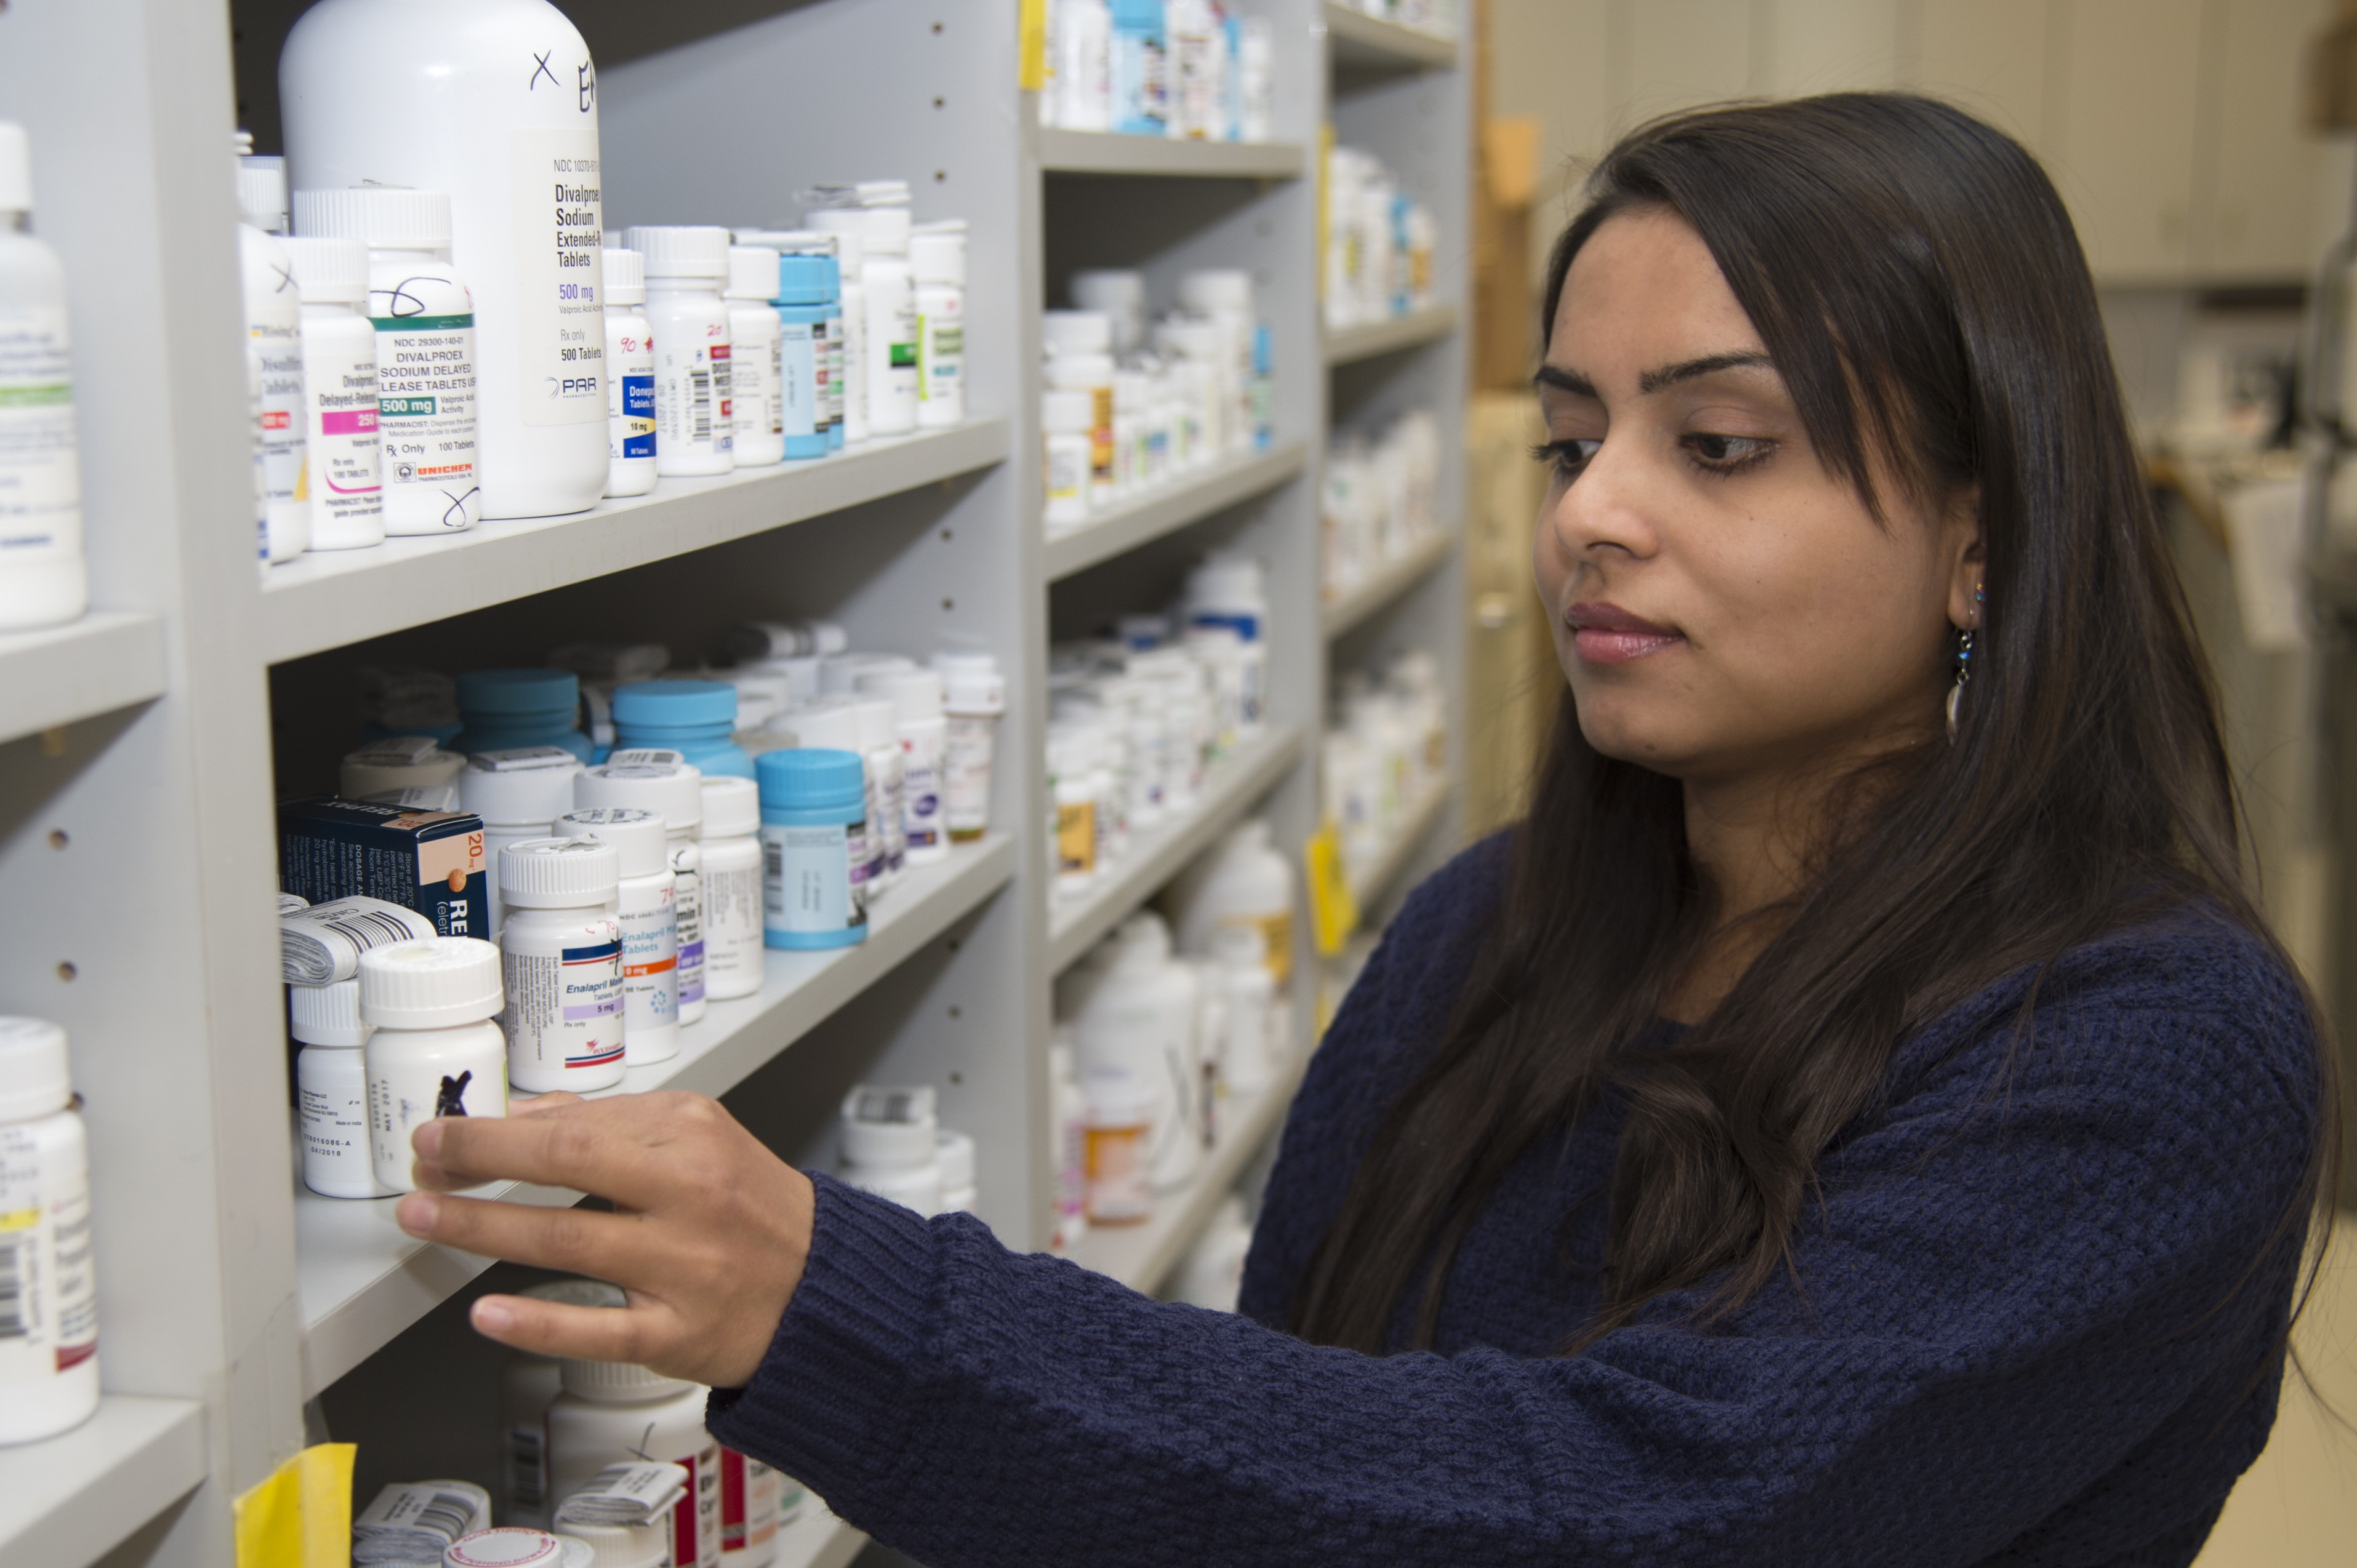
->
<box><xmin>1292</xmin><ymin>94</ymin><xmax>2343</xmax><ymax>1355</ymax></box>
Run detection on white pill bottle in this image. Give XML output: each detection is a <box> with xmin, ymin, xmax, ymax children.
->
<box><xmin>280</xmin><ymin>0</ymin><xmax>609</xmax><ymax>521</ymax></box>
<box><xmin>545</xmin><ymin>1358</ymin><xmax>720</xmax><ymax>1568</ymax></box>
<box><xmin>0</xmin><ymin>124</ymin><xmax>89</xmax><ymax>630</ymax></box>
<box><xmin>0</xmin><ymin>1017</ymin><xmax>98</xmax><ymax>1444</ymax></box>
<box><xmin>556</xmin><ymin>806</ymin><xmax>678</xmax><ymax>1063</ymax></box>
<box><xmin>497</xmin><ymin>836</ymin><xmax>625</xmax><ymax>1094</ymax></box>
<box><xmin>696</xmin><ymin>776</ymin><xmax>765</xmax><ymax>1002</ymax></box>
<box><xmin>293</xmin><ymin>978</ymin><xmax>390</xmax><ymax>1199</ymax></box>
<box><xmin>360</xmin><ymin>937</ymin><xmax>509</xmax><ymax>1193</ymax></box>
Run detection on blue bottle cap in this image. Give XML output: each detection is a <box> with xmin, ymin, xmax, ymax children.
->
<box><xmin>757</xmin><ymin>747</ymin><xmax>864</xmax><ymax>812</ymax></box>
<box><xmin>822</xmin><ymin>255</ymin><xmax>841</xmax><ymax>297</ymax></box>
<box><xmin>775</xmin><ymin>254</ymin><xmax>832</xmax><ymax>306</ymax></box>
<box><xmin>456</xmin><ymin>668</ymin><xmax>579</xmax><ymax>716</ymax></box>
<box><xmin>611</xmin><ymin>679</ymin><xmax>737</xmax><ymax>728</ymax></box>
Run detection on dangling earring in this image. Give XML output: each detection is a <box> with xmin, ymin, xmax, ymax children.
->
<box><xmin>1945</xmin><ymin>583</ymin><xmax>1982</xmax><ymax>745</ymax></box>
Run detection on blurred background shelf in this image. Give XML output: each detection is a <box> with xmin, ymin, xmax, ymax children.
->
<box><xmin>0</xmin><ymin>610</ymin><xmax>167</xmax><ymax>746</ymax></box>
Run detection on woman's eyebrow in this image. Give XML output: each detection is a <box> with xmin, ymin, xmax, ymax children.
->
<box><xmin>1533</xmin><ymin>351</ymin><xmax>1777</xmax><ymax>401</ymax></box>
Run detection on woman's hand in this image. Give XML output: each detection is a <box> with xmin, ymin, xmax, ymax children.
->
<box><xmin>393</xmin><ymin>1090</ymin><xmax>813</xmax><ymax>1389</ymax></box>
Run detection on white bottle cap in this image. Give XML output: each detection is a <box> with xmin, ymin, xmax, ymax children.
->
<box><xmin>931</xmin><ymin>651</ymin><xmax>1006</xmax><ymax>714</ymax></box>
<box><xmin>934</xmin><ymin>1128</ymin><xmax>976</xmax><ymax>1191</ymax></box>
<box><xmin>0</xmin><ymin>1017</ymin><xmax>70</xmax><ymax>1121</ymax></box>
<box><xmin>557</xmin><ymin>1357</ymin><xmax>697</xmax><ymax>1401</ymax></box>
<box><xmin>358</xmin><ymin>937</ymin><xmax>504</xmax><ymax>1030</ymax></box>
<box><xmin>289</xmin><ymin>978</ymin><xmax>367</xmax><ymax>1047</ymax></box>
<box><xmin>622</xmin><ymin>226</ymin><xmax>729</xmax><ymax>280</ymax></box>
<box><xmin>778</xmin><ymin>697</ymin><xmax>862</xmax><ymax>753</ymax></box>
<box><xmin>499</xmin><ymin>837</ymin><xmax>622</xmax><ymax>909</ymax></box>
<box><xmin>555</xmin><ymin>807</ymin><xmax>669</xmax><ymax>879</ymax></box>
<box><xmin>1178</xmin><ymin>268</ymin><xmax>1255</xmax><ymax>311</ymax></box>
<box><xmin>444</xmin><ymin>1528</ymin><xmax>566</xmax><ymax>1568</ymax></box>
<box><xmin>602</xmin><ymin>247</ymin><xmax>645</xmax><ymax>306</ymax></box>
<box><xmin>282</xmin><ymin>236</ymin><xmax>369</xmax><ymax>305</ymax></box>
<box><xmin>856</xmin><ymin>666</ymin><xmax>944</xmax><ymax>723</ymax></box>
<box><xmin>724</xmin><ymin>244</ymin><xmax>781</xmax><ymax>300</ymax></box>
<box><xmin>574</xmin><ymin>761</ymin><xmax>704</xmax><ymax>834</ymax></box>
<box><xmin>342</xmin><ymin>737</ymin><xmax>467</xmax><ymax>798</ymax></box>
<box><xmin>462</xmin><ymin>749</ymin><xmax>584</xmax><ymax>827</ymax></box>
<box><xmin>698</xmin><ymin>776</ymin><xmax>760</xmax><ymax>839</ymax></box>
<box><xmin>1069</xmin><ymin>269</ymin><xmax>1145</xmax><ymax>313</ymax></box>
<box><xmin>552</xmin><ymin>1522</ymin><xmax>664</xmax><ymax>1568</ymax></box>
<box><xmin>1042</xmin><ymin>390</ymin><xmax>1094</xmax><ymax>434</ymax></box>
<box><xmin>850</xmin><ymin>697</ymin><xmax>898</xmax><ymax>754</ymax></box>
<box><xmin>1042</xmin><ymin>310</ymin><xmax>1113</xmax><ymax>355</ymax></box>
<box><xmin>1045</xmin><ymin>353</ymin><xmax>1115</xmax><ymax>391</ymax></box>
<box><xmin>909</xmin><ymin>228</ymin><xmax>965</xmax><ymax>287</ymax></box>
<box><xmin>295</xmin><ymin>187</ymin><xmax>452</xmax><ymax>252</ymax></box>
<box><xmin>840</xmin><ymin>1084</ymin><xmax>938</xmax><ymax>1167</ymax></box>
<box><xmin>236</xmin><ymin>156</ymin><xmax>288</xmax><ymax>233</ymax></box>
<box><xmin>0</xmin><ymin>123</ymin><xmax>34</xmax><ymax>214</ymax></box>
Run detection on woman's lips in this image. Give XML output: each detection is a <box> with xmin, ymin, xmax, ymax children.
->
<box><xmin>1566</xmin><ymin>602</ymin><xmax>1684</xmax><ymax>665</ymax></box>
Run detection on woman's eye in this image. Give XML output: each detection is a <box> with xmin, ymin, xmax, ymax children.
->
<box><xmin>1683</xmin><ymin>432</ymin><xmax>1775</xmax><ymax>473</ymax></box>
<box><xmin>1531</xmin><ymin>438</ymin><xmax>1601</xmax><ymax>478</ymax></box>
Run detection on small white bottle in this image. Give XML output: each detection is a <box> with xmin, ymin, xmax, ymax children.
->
<box><xmin>499</xmin><ymin>837</ymin><xmax>625</xmax><ymax>1094</ymax></box>
<box><xmin>359</xmin><ymin>937</ymin><xmax>508</xmax><ymax>1193</ymax></box>
<box><xmin>864</xmin><ymin>243</ymin><xmax>918</xmax><ymax>437</ymax></box>
<box><xmin>910</xmin><ymin>221</ymin><xmax>965</xmax><ymax>430</ymax></box>
<box><xmin>837</xmin><ymin>1084</ymin><xmax>943</xmax><ymax>1215</ymax></box>
<box><xmin>696</xmin><ymin>775</ymin><xmax>765</xmax><ymax>1002</ymax></box>
<box><xmin>723</xmin><ymin>245</ymin><xmax>784</xmax><ymax>468</ymax></box>
<box><xmin>459</xmin><ymin>746</ymin><xmax>584</xmax><ymax>937</ymax></box>
<box><xmin>832</xmin><ymin>229</ymin><xmax>869</xmax><ymax>446</ymax></box>
<box><xmin>545</xmin><ymin>1360</ymin><xmax>720</xmax><ymax>1568</ymax></box>
<box><xmin>281</xmin><ymin>236</ymin><xmax>386</xmax><ymax>551</ymax></box>
<box><xmin>1042</xmin><ymin>390</ymin><xmax>1093</xmax><ymax>530</ymax></box>
<box><xmin>850</xmin><ymin>697</ymin><xmax>908</xmax><ymax>890</ymax></box>
<box><xmin>293</xmin><ymin>978</ymin><xmax>391</xmax><ymax>1199</ymax></box>
<box><xmin>294</xmin><ymin>187</ymin><xmax>481</xmax><ymax>535</ymax></box>
<box><xmin>0</xmin><ymin>125</ymin><xmax>89</xmax><ymax>631</ymax></box>
<box><xmin>857</xmin><ymin>667</ymin><xmax>949</xmax><ymax>866</ymax></box>
<box><xmin>243</xmin><ymin>222</ymin><xmax>311</xmax><ymax>562</ymax></box>
<box><xmin>623</xmin><ymin>226</ymin><xmax>733</xmax><ymax>477</ymax></box>
<box><xmin>0</xmin><ymin>1017</ymin><xmax>98</xmax><ymax>1444</ymax></box>
<box><xmin>556</xmin><ymin>806</ymin><xmax>678</xmax><ymax>1064</ymax></box>
<box><xmin>573</xmin><ymin>760</ymin><xmax>706</xmax><ymax>1026</ymax></box>
<box><xmin>601</xmin><ymin>247</ymin><xmax>656</xmax><ymax>497</ymax></box>
<box><xmin>496</xmin><ymin>1276</ymin><xmax>625</xmax><ymax>1529</ymax></box>
<box><xmin>935</xmin><ymin>1128</ymin><xmax>978</xmax><ymax>1213</ymax></box>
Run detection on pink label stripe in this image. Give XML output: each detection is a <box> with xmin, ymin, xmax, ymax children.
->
<box><xmin>321</xmin><ymin>410</ymin><xmax>379</xmax><ymax>434</ymax></box>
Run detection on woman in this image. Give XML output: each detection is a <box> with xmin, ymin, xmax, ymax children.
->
<box><xmin>399</xmin><ymin>95</ymin><xmax>2339</xmax><ymax>1564</ymax></box>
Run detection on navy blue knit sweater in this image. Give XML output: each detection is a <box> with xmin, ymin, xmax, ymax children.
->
<box><xmin>707</xmin><ymin>837</ymin><xmax>2321</xmax><ymax>1566</ymax></box>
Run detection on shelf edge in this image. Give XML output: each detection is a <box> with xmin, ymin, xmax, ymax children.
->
<box><xmin>1320</xmin><ymin>305</ymin><xmax>1460</xmax><ymax>367</ymax></box>
<box><xmin>1319</xmin><ymin>529</ymin><xmax>1455</xmax><ymax>639</ymax></box>
<box><xmin>0</xmin><ymin>1394</ymin><xmax>207</xmax><ymax>1568</ymax></box>
<box><xmin>1043</xmin><ymin>442</ymin><xmax>1309</xmax><ymax>581</ymax></box>
<box><xmin>0</xmin><ymin>610</ymin><xmax>169</xmax><ymax>747</ymax></box>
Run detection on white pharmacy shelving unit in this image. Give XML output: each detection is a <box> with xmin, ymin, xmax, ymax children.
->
<box><xmin>0</xmin><ymin>4</ymin><xmax>1465</xmax><ymax>1565</ymax></box>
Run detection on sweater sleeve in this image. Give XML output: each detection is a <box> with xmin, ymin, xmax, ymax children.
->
<box><xmin>704</xmin><ymin>924</ymin><xmax>2318</xmax><ymax>1568</ymax></box>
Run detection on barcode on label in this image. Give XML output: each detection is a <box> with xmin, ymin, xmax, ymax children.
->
<box><xmin>690</xmin><ymin>367</ymin><xmax>712</xmax><ymax>442</ymax></box>
<box><xmin>416</xmin><ymin>1489</ymin><xmax>478</xmax><ymax>1543</ymax></box>
<box><xmin>322</xmin><ymin>910</ymin><xmax>420</xmax><ymax>951</ymax></box>
<box><xmin>509</xmin><ymin>1426</ymin><xmax>545</xmax><ymax>1508</ymax></box>
<box><xmin>0</xmin><ymin>1234</ymin><xmax>24</xmax><ymax>1339</ymax></box>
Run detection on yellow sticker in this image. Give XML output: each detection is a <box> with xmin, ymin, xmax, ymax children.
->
<box><xmin>0</xmin><ymin>1206</ymin><xmax>39</xmax><ymax>1230</ymax></box>
<box><xmin>1304</xmin><ymin>820</ymin><xmax>1357</xmax><ymax>959</ymax></box>
<box><xmin>1018</xmin><ymin>0</ymin><xmax>1048</xmax><ymax>92</ymax></box>
<box><xmin>234</xmin><ymin>1443</ymin><xmax>355</xmax><ymax>1568</ymax></box>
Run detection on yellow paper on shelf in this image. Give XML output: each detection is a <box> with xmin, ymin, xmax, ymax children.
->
<box><xmin>1018</xmin><ymin>0</ymin><xmax>1048</xmax><ymax>91</ymax></box>
<box><xmin>234</xmin><ymin>1442</ymin><xmax>355</xmax><ymax>1568</ymax></box>
<box><xmin>1304</xmin><ymin>819</ymin><xmax>1357</xmax><ymax>958</ymax></box>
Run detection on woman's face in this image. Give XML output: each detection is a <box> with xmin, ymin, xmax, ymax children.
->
<box><xmin>1532</xmin><ymin>207</ymin><xmax>1981</xmax><ymax>790</ymax></box>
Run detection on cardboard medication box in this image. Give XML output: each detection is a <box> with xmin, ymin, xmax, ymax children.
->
<box><xmin>278</xmin><ymin>796</ymin><xmax>489</xmax><ymax>939</ymax></box>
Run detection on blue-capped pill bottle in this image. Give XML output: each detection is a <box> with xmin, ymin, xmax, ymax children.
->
<box><xmin>452</xmin><ymin>668</ymin><xmax>594</xmax><ymax>764</ymax></box>
<box><xmin>757</xmin><ymin>748</ymin><xmax>867</xmax><ymax>951</ymax></box>
<box><xmin>773</xmin><ymin>254</ymin><xmax>833</xmax><ymax>462</ymax></box>
<box><xmin>610</xmin><ymin>679</ymin><xmax>754</xmax><ymax>779</ymax></box>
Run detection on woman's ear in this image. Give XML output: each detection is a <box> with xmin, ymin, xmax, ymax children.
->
<box><xmin>1944</xmin><ymin>485</ymin><xmax>1985</xmax><ymax>631</ymax></box>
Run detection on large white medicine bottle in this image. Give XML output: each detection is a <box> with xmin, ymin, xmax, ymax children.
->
<box><xmin>280</xmin><ymin>0</ymin><xmax>609</xmax><ymax>522</ymax></box>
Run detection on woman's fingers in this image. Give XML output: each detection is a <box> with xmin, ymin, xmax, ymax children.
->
<box><xmin>395</xmin><ymin>1190</ymin><xmax>641</xmax><ymax>1281</ymax></box>
<box><xmin>411</xmin><ymin>1096</ymin><xmax>657</xmax><ymax>1196</ymax></box>
<box><xmin>470</xmin><ymin>1293</ymin><xmax>675</xmax><ymax>1364</ymax></box>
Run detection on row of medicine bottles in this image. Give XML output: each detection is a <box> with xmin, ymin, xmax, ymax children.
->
<box><xmin>239</xmin><ymin>150</ymin><xmax>965</xmax><ymax>563</ymax></box>
<box><xmin>1324</xmin><ymin>649</ymin><xmax>1449</xmax><ymax>879</ymax></box>
<box><xmin>223</xmin><ymin>0</ymin><xmax>963</xmax><ymax>569</ymax></box>
<box><xmin>1045</xmin><ymin>554</ymin><xmax>1271</xmax><ymax>899</ymax></box>
<box><xmin>1321</xmin><ymin>408</ymin><xmax>1444</xmax><ymax>601</ymax></box>
<box><xmin>1325</xmin><ymin>144</ymin><xmax>1440</xmax><ymax>334</ymax></box>
<box><xmin>1050</xmin><ymin>818</ymin><xmax>1297</xmax><ymax>1241</ymax></box>
<box><xmin>1042</xmin><ymin>268</ymin><xmax>1274</xmax><ymax>534</ymax></box>
<box><xmin>1038</xmin><ymin>1</ymin><xmax>1275</xmax><ymax>142</ymax></box>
